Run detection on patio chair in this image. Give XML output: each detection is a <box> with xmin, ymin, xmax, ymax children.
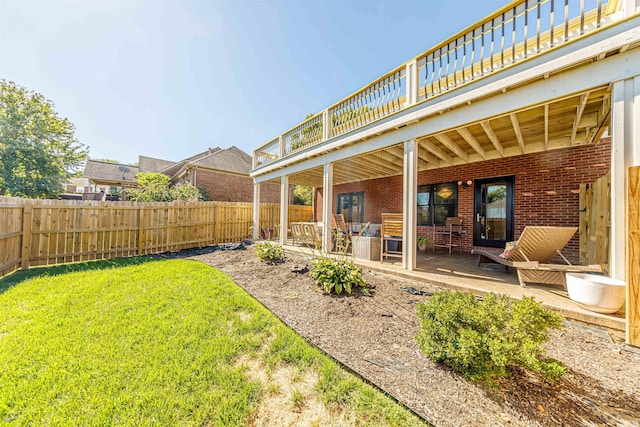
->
<box><xmin>471</xmin><ymin>226</ymin><xmax>602</xmax><ymax>287</ymax></box>
<box><xmin>380</xmin><ymin>213</ymin><xmax>403</xmax><ymax>262</ymax></box>
<box><xmin>433</xmin><ymin>216</ymin><xmax>464</xmax><ymax>254</ymax></box>
<box><xmin>332</xmin><ymin>213</ymin><xmax>350</xmax><ymax>253</ymax></box>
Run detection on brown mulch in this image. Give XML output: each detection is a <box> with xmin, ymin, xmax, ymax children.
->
<box><xmin>162</xmin><ymin>245</ymin><xmax>640</xmax><ymax>427</ymax></box>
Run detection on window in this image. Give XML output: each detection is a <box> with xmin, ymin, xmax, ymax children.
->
<box><xmin>337</xmin><ymin>192</ymin><xmax>364</xmax><ymax>223</ymax></box>
<box><xmin>417</xmin><ymin>182</ymin><xmax>457</xmax><ymax>225</ymax></box>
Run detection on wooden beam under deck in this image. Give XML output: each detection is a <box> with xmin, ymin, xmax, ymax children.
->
<box><xmin>434</xmin><ymin>133</ymin><xmax>469</xmax><ymax>161</ymax></box>
<box><xmin>510</xmin><ymin>113</ymin><xmax>526</xmax><ymax>154</ymax></box>
<box><xmin>456</xmin><ymin>128</ymin><xmax>487</xmax><ymax>160</ymax></box>
<box><xmin>572</xmin><ymin>92</ymin><xmax>591</xmax><ymax>144</ymax></box>
<box><xmin>480</xmin><ymin>120</ymin><xmax>505</xmax><ymax>157</ymax></box>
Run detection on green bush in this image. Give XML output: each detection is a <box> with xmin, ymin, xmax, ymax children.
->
<box><xmin>416</xmin><ymin>290</ymin><xmax>566</xmax><ymax>383</ymax></box>
<box><xmin>255</xmin><ymin>242</ymin><xmax>284</xmax><ymax>264</ymax></box>
<box><xmin>310</xmin><ymin>258</ymin><xmax>367</xmax><ymax>295</ymax></box>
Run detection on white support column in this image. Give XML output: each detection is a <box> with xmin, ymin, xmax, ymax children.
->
<box><xmin>279</xmin><ymin>175</ymin><xmax>289</xmax><ymax>245</ymax></box>
<box><xmin>252</xmin><ymin>181</ymin><xmax>261</xmax><ymax>240</ymax></box>
<box><xmin>322</xmin><ymin>163</ymin><xmax>334</xmax><ymax>253</ymax></box>
<box><xmin>403</xmin><ymin>139</ymin><xmax>418</xmax><ymax>271</ymax></box>
<box><xmin>610</xmin><ymin>78</ymin><xmax>640</xmax><ymax>281</ymax></box>
<box><xmin>631</xmin><ymin>76</ymin><xmax>640</xmax><ymax>166</ymax></box>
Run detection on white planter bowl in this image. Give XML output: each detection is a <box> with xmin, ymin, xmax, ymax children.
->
<box><xmin>566</xmin><ymin>273</ymin><xmax>626</xmax><ymax>314</ymax></box>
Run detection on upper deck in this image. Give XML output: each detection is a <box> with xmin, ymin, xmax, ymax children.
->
<box><xmin>251</xmin><ymin>0</ymin><xmax>640</xmax><ymax>183</ymax></box>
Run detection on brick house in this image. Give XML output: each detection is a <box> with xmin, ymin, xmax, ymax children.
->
<box><xmin>83</xmin><ymin>147</ymin><xmax>281</xmax><ymax>203</ymax></box>
<box><xmin>250</xmin><ymin>0</ymin><xmax>638</xmax><ymax>307</ymax></box>
<box><xmin>140</xmin><ymin>146</ymin><xmax>281</xmax><ymax>203</ymax></box>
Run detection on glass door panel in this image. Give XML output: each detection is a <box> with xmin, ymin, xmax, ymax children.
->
<box><xmin>474</xmin><ymin>177</ymin><xmax>514</xmax><ymax>248</ymax></box>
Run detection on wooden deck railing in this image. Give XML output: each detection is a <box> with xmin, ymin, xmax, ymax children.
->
<box><xmin>253</xmin><ymin>0</ymin><xmax>630</xmax><ymax>169</ymax></box>
<box><xmin>0</xmin><ymin>197</ymin><xmax>312</xmax><ymax>278</ymax></box>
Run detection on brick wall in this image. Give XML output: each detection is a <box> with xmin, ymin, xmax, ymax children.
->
<box><xmin>314</xmin><ymin>139</ymin><xmax>611</xmax><ymax>261</ymax></box>
<box><xmin>194</xmin><ymin>169</ymin><xmax>280</xmax><ymax>203</ymax></box>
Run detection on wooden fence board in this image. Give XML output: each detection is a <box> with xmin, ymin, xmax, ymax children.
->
<box><xmin>579</xmin><ymin>172</ymin><xmax>610</xmax><ymax>271</ymax></box>
<box><xmin>628</xmin><ymin>166</ymin><xmax>640</xmax><ymax>347</ymax></box>
<box><xmin>0</xmin><ymin>197</ymin><xmax>312</xmax><ymax>278</ymax></box>
<box><xmin>0</xmin><ymin>206</ymin><xmax>23</xmax><ymax>276</ymax></box>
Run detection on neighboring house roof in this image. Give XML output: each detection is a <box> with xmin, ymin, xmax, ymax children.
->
<box><xmin>83</xmin><ymin>147</ymin><xmax>250</xmax><ymax>187</ymax></box>
<box><xmin>188</xmin><ymin>146</ymin><xmax>252</xmax><ymax>175</ymax></box>
<box><xmin>138</xmin><ymin>156</ymin><xmax>175</xmax><ymax>173</ymax></box>
<box><xmin>83</xmin><ymin>160</ymin><xmax>139</xmax><ymax>185</ymax></box>
<box><xmin>151</xmin><ymin>146</ymin><xmax>251</xmax><ymax>180</ymax></box>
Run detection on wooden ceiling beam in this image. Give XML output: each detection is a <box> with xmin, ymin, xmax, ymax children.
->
<box><xmin>480</xmin><ymin>120</ymin><xmax>504</xmax><ymax>157</ymax></box>
<box><xmin>422</xmin><ymin>139</ymin><xmax>453</xmax><ymax>164</ymax></box>
<box><xmin>365</xmin><ymin>151</ymin><xmax>404</xmax><ymax>172</ymax></box>
<box><xmin>367</xmin><ymin>151</ymin><xmax>404</xmax><ymax>171</ymax></box>
<box><xmin>347</xmin><ymin>156</ymin><xmax>397</xmax><ymax>176</ymax></box>
<box><xmin>571</xmin><ymin>92</ymin><xmax>590</xmax><ymax>144</ymax></box>
<box><xmin>456</xmin><ymin>128</ymin><xmax>486</xmax><ymax>160</ymax></box>
<box><xmin>509</xmin><ymin>113</ymin><xmax>525</xmax><ymax>154</ymax></box>
<box><xmin>385</xmin><ymin>145</ymin><xmax>414</xmax><ymax>168</ymax></box>
<box><xmin>588</xmin><ymin>93</ymin><xmax>611</xmax><ymax>143</ymax></box>
<box><xmin>544</xmin><ymin>104</ymin><xmax>549</xmax><ymax>150</ymax></box>
<box><xmin>434</xmin><ymin>133</ymin><xmax>469</xmax><ymax>161</ymax></box>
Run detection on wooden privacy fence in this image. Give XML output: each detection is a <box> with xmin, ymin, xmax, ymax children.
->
<box><xmin>579</xmin><ymin>172</ymin><xmax>611</xmax><ymax>271</ymax></box>
<box><xmin>0</xmin><ymin>197</ymin><xmax>312</xmax><ymax>278</ymax></box>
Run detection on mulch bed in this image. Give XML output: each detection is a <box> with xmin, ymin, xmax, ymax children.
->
<box><xmin>161</xmin><ymin>245</ymin><xmax>640</xmax><ymax>427</ymax></box>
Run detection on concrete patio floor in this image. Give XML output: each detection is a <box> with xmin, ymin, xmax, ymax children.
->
<box><xmin>281</xmin><ymin>243</ymin><xmax>626</xmax><ymax>337</ymax></box>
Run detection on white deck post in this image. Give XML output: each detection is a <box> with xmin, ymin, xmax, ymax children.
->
<box><xmin>610</xmin><ymin>77</ymin><xmax>640</xmax><ymax>281</ymax></box>
<box><xmin>405</xmin><ymin>59</ymin><xmax>418</xmax><ymax>107</ymax></box>
<box><xmin>279</xmin><ymin>175</ymin><xmax>289</xmax><ymax>245</ymax></box>
<box><xmin>322</xmin><ymin>163</ymin><xmax>334</xmax><ymax>253</ymax></box>
<box><xmin>623</xmin><ymin>0</ymin><xmax>637</xmax><ymax>17</ymax></box>
<box><xmin>322</xmin><ymin>109</ymin><xmax>332</xmax><ymax>141</ymax></box>
<box><xmin>403</xmin><ymin>139</ymin><xmax>418</xmax><ymax>270</ymax></box>
<box><xmin>279</xmin><ymin>135</ymin><xmax>285</xmax><ymax>159</ymax></box>
<box><xmin>252</xmin><ymin>181</ymin><xmax>261</xmax><ymax>240</ymax></box>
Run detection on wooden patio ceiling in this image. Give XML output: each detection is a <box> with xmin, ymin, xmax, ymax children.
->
<box><xmin>287</xmin><ymin>86</ymin><xmax>610</xmax><ymax>188</ymax></box>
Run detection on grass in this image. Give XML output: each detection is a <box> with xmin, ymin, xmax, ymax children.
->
<box><xmin>0</xmin><ymin>257</ymin><xmax>427</xmax><ymax>426</ymax></box>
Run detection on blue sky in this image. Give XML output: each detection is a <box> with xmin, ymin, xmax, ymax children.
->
<box><xmin>1</xmin><ymin>0</ymin><xmax>506</xmax><ymax>165</ymax></box>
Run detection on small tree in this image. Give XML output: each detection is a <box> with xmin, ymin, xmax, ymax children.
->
<box><xmin>0</xmin><ymin>80</ymin><xmax>88</xmax><ymax>198</ymax></box>
<box><xmin>126</xmin><ymin>172</ymin><xmax>206</xmax><ymax>202</ymax></box>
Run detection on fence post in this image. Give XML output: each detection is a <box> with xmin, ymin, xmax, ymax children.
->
<box><xmin>628</xmin><ymin>166</ymin><xmax>640</xmax><ymax>347</ymax></box>
<box><xmin>20</xmin><ymin>204</ymin><xmax>33</xmax><ymax>270</ymax></box>
<box><xmin>138</xmin><ymin>205</ymin><xmax>146</xmax><ymax>255</ymax></box>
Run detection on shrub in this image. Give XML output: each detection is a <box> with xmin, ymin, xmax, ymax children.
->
<box><xmin>255</xmin><ymin>242</ymin><xmax>284</xmax><ymax>264</ymax></box>
<box><xmin>415</xmin><ymin>290</ymin><xmax>566</xmax><ymax>383</ymax></box>
<box><xmin>310</xmin><ymin>258</ymin><xmax>367</xmax><ymax>295</ymax></box>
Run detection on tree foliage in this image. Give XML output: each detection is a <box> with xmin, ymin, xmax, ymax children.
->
<box><xmin>0</xmin><ymin>80</ymin><xmax>88</xmax><ymax>198</ymax></box>
<box><xmin>126</xmin><ymin>172</ymin><xmax>206</xmax><ymax>202</ymax></box>
<box><xmin>293</xmin><ymin>185</ymin><xmax>313</xmax><ymax>206</ymax></box>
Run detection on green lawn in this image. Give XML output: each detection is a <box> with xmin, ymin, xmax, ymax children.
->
<box><xmin>0</xmin><ymin>257</ymin><xmax>426</xmax><ymax>426</ymax></box>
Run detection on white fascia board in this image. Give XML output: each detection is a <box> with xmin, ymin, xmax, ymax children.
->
<box><xmin>252</xmin><ymin>17</ymin><xmax>640</xmax><ymax>183</ymax></box>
